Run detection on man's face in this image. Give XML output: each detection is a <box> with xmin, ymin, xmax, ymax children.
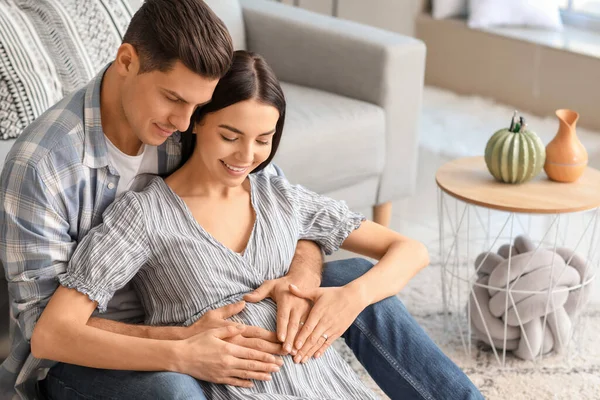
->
<box><xmin>121</xmin><ymin>59</ymin><xmax>219</xmax><ymax>147</ymax></box>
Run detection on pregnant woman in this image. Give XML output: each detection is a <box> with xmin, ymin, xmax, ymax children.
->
<box><xmin>32</xmin><ymin>51</ymin><xmax>429</xmax><ymax>399</ymax></box>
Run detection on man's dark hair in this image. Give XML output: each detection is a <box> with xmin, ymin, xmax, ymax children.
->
<box><xmin>179</xmin><ymin>50</ymin><xmax>286</xmax><ymax>173</ymax></box>
<box><xmin>123</xmin><ymin>0</ymin><xmax>233</xmax><ymax>79</ymax></box>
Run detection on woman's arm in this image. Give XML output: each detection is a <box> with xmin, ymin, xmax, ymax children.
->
<box><xmin>340</xmin><ymin>220</ymin><xmax>429</xmax><ymax>305</ymax></box>
<box><xmin>290</xmin><ymin>220</ymin><xmax>429</xmax><ymax>362</ymax></box>
<box><xmin>31</xmin><ymin>286</ymin><xmax>176</xmax><ymax>370</ymax></box>
<box><xmin>86</xmin><ymin>317</ymin><xmax>190</xmax><ymax>340</ymax></box>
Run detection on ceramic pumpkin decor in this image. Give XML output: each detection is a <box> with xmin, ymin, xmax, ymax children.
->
<box><xmin>484</xmin><ymin>112</ymin><xmax>546</xmax><ymax>184</ymax></box>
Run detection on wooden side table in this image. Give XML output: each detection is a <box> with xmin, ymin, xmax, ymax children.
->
<box><xmin>435</xmin><ymin>156</ymin><xmax>600</xmax><ymax>366</ymax></box>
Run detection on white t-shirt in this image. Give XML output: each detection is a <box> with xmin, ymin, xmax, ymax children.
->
<box><xmin>105</xmin><ymin>137</ymin><xmax>159</xmax><ymax>196</ymax></box>
<box><xmin>101</xmin><ymin>136</ymin><xmax>159</xmax><ymax>321</ymax></box>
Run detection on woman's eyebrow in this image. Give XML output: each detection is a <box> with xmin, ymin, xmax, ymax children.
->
<box><xmin>219</xmin><ymin>124</ymin><xmax>275</xmax><ymax>136</ymax></box>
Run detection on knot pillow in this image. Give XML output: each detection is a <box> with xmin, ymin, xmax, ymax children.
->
<box><xmin>469</xmin><ymin>235</ymin><xmax>593</xmax><ymax>360</ymax></box>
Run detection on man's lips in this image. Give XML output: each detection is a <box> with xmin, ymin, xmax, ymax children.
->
<box><xmin>155</xmin><ymin>123</ymin><xmax>175</xmax><ymax>137</ymax></box>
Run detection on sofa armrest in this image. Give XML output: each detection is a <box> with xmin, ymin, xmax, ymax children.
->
<box><xmin>240</xmin><ymin>0</ymin><xmax>426</xmax><ymax>203</ymax></box>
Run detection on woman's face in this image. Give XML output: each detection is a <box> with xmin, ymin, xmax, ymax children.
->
<box><xmin>192</xmin><ymin>99</ymin><xmax>279</xmax><ymax>187</ymax></box>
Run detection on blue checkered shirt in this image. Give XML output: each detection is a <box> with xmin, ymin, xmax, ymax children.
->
<box><xmin>0</xmin><ymin>67</ymin><xmax>182</xmax><ymax>399</ymax></box>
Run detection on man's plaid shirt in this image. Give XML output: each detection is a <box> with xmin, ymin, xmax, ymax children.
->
<box><xmin>0</xmin><ymin>67</ymin><xmax>182</xmax><ymax>399</ymax></box>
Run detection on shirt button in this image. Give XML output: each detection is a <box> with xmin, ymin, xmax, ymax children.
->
<box><xmin>108</xmin><ymin>183</ymin><xmax>115</xmax><ymax>190</ymax></box>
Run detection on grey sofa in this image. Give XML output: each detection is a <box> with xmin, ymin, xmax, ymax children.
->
<box><xmin>0</xmin><ymin>0</ymin><xmax>425</xmax><ymax>362</ymax></box>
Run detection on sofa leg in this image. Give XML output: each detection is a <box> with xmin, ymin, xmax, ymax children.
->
<box><xmin>373</xmin><ymin>202</ymin><xmax>392</xmax><ymax>227</ymax></box>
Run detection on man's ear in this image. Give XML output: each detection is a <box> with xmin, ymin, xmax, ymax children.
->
<box><xmin>114</xmin><ymin>43</ymin><xmax>139</xmax><ymax>76</ymax></box>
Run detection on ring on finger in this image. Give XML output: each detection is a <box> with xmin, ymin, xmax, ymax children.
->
<box><xmin>299</xmin><ymin>321</ymin><xmax>305</xmax><ymax>326</ymax></box>
<box><xmin>322</xmin><ymin>333</ymin><xmax>328</xmax><ymax>341</ymax></box>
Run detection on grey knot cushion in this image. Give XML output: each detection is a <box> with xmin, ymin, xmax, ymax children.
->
<box><xmin>469</xmin><ymin>235</ymin><xmax>594</xmax><ymax>360</ymax></box>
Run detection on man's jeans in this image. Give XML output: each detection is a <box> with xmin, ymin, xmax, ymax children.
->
<box><xmin>41</xmin><ymin>258</ymin><xmax>483</xmax><ymax>400</ymax></box>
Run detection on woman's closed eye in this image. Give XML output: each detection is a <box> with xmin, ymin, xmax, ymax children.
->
<box><xmin>220</xmin><ymin>134</ymin><xmax>237</xmax><ymax>142</ymax></box>
<box><xmin>220</xmin><ymin>134</ymin><xmax>270</xmax><ymax>146</ymax></box>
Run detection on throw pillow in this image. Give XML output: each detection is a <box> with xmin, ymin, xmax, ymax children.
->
<box><xmin>432</xmin><ymin>0</ymin><xmax>468</xmax><ymax>20</ymax></box>
<box><xmin>0</xmin><ymin>0</ymin><xmax>133</xmax><ymax>140</ymax></box>
<box><xmin>469</xmin><ymin>0</ymin><xmax>564</xmax><ymax>30</ymax></box>
<box><xmin>0</xmin><ymin>3</ymin><xmax>63</xmax><ymax>140</ymax></box>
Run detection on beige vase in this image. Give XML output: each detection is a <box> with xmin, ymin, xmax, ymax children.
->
<box><xmin>544</xmin><ymin>109</ymin><xmax>588</xmax><ymax>183</ymax></box>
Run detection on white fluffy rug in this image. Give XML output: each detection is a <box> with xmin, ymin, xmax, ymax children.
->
<box><xmin>338</xmin><ymin>266</ymin><xmax>600</xmax><ymax>400</ymax></box>
<box><xmin>337</xmin><ymin>86</ymin><xmax>600</xmax><ymax>400</ymax></box>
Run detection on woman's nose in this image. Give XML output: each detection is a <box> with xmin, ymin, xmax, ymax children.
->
<box><xmin>237</xmin><ymin>143</ymin><xmax>254</xmax><ymax>163</ymax></box>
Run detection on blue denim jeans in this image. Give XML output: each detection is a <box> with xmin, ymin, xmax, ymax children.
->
<box><xmin>41</xmin><ymin>258</ymin><xmax>483</xmax><ymax>400</ymax></box>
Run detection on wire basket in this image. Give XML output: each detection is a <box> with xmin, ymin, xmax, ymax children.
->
<box><xmin>438</xmin><ymin>188</ymin><xmax>598</xmax><ymax>366</ymax></box>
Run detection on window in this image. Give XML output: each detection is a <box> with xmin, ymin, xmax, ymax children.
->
<box><xmin>561</xmin><ymin>0</ymin><xmax>600</xmax><ymax>31</ymax></box>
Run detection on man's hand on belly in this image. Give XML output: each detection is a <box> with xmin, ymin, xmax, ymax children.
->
<box><xmin>175</xmin><ymin>323</ymin><xmax>284</xmax><ymax>387</ymax></box>
<box><xmin>189</xmin><ymin>301</ymin><xmax>285</xmax><ymax>356</ymax></box>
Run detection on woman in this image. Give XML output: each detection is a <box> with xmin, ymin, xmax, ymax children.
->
<box><xmin>32</xmin><ymin>51</ymin><xmax>429</xmax><ymax>399</ymax></box>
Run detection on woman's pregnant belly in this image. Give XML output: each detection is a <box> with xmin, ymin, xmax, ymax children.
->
<box><xmin>180</xmin><ymin>294</ymin><xmax>278</xmax><ymax>331</ymax></box>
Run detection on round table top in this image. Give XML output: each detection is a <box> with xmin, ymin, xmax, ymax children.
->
<box><xmin>435</xmin><ymin>156</ymin><xmax>600</xmax><ymax>214</ymax></box>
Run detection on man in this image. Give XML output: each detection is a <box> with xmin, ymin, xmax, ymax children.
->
<box><xmin>0</xmin><ymin>0</ymin><xmax>482</xmax><ymax>399</ymax></box>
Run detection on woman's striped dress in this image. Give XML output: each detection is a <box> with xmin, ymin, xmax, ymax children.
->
<box><xmin>60</xmin><ymin>172</ymin><xmax>378</xmax><ymax>399</ymax></box>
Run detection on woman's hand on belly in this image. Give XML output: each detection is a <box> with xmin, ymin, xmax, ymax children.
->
<box><xmin>288</xmin><ymin>285</ymin><xmax>367</xmax><ymax>363</ymax></box>
<box><xmin>243</xmin><ymin>276</ymin><xmax>313</xmax><ymax>355</ymax></box>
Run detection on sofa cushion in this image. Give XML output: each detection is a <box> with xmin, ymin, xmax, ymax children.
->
<box><xmin>0</xmin><ymin>0</ymin><xmax>132</xmax><ymax>141</ymax></box>
<box><xmin>274</xmin><ymin>82</ymin><xmax>386</xmax><ymax>194</ymax></box>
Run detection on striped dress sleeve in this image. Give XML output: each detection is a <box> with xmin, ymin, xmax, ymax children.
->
<box><xmin>274</xmin><ymin>177</ymin><xmax>366</xmax><ymax>255</ymax></box>
<box><xmin>59</xmin><ymin>191</ymin><xmax>151</xmax><ymax>312</ymax></box>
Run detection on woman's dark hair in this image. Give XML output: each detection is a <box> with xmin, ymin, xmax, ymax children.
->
<box><xmin>179</xmin><ymin>50</ymin><xmax>286</xmax><ymax>173</ymax></box>
<box><xmin>123</xmin><ymin>0</ymin><xmax>233</xmax><ymax>79</ymax></box>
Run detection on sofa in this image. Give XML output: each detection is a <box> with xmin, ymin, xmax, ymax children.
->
<box><xmin>0</xmin><ymin>0</ymin><xmax>425</xmax><ymax>363</ymax></box>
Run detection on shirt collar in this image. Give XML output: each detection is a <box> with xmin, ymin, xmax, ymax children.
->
<box><xmin>82</xmin><ymin>63</ymin><xmax>111</xmax><ymax>169</ymax></box>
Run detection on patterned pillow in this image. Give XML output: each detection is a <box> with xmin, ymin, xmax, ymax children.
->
<box><xmin>0</xmin><ymin>0</ymin><xmax>133</xmax><ymax>140</ymax></box>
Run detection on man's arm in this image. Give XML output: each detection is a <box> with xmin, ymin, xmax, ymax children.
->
<box><xmin>286</xmin><ymin>240</ymin><xmax>323</xmax><ymax>288</ymax></box>
<box><xmin>0</xmin><ymin>161</ymin><xmax>72</xmax><ymax>344</ymax></box>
